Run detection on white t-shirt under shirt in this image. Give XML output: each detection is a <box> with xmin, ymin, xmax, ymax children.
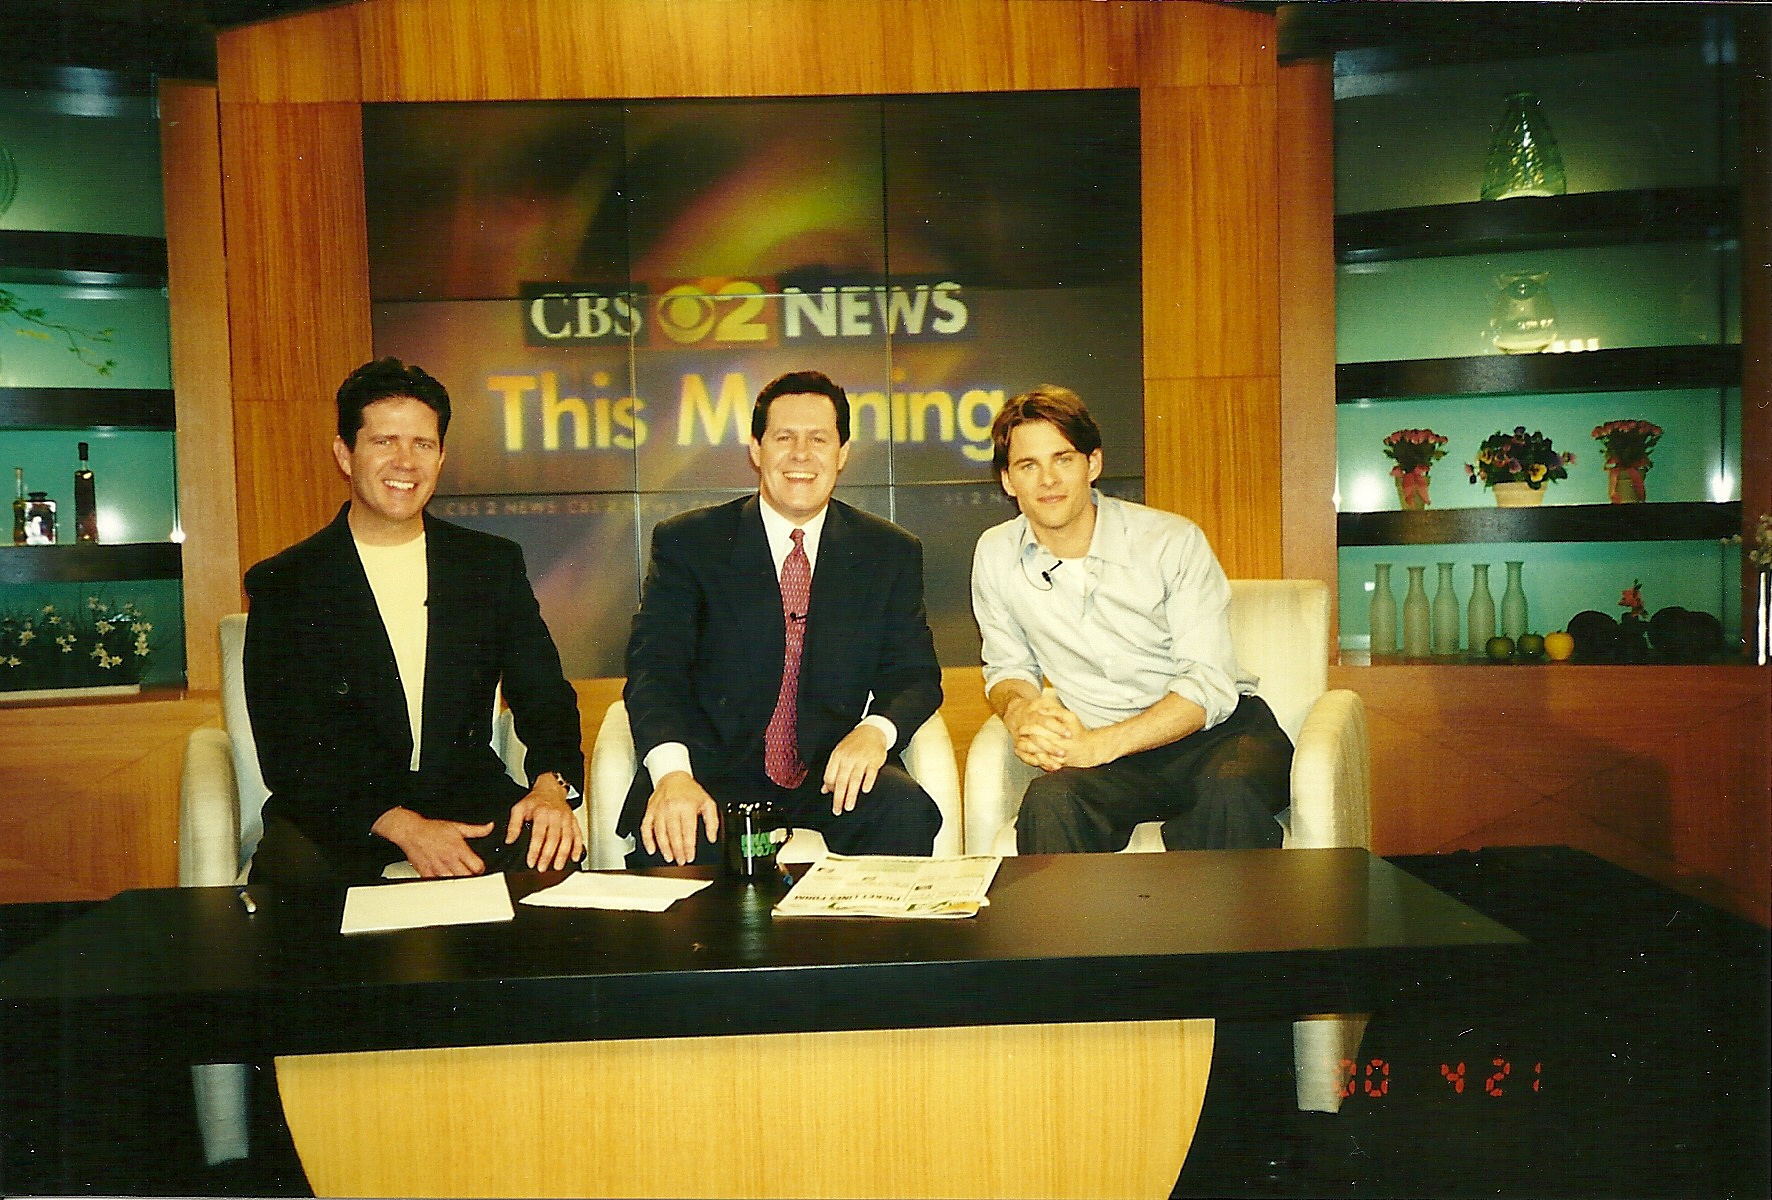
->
<box><xmin>354</xmin><ymin>534</ymin><xmax>429</xmax><ymax>770</ymax></box>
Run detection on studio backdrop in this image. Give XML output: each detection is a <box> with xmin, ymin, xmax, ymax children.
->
<box><xmin>364</xmin><ymin>89</ymin><xmax>1143</xmax><ymax>676</ymax></box>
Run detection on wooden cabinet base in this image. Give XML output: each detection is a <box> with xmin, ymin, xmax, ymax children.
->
<box><xmin>276</xmin><ymin>1018</ymin><xmax>1213</xmax><ymax>1199</ymax></box>
<box><xmin>1333</xmin><ymin>662</ymin><xmax>1771</xmax><ymax>925</ymax></box>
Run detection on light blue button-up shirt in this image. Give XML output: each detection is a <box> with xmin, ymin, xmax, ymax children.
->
<box><xmin>971</xmin><ymin>492</ymin><xmax>1255</xmax><ymax>732</ymax></box>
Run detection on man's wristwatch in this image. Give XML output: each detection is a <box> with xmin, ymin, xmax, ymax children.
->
<box><xmin>543</xmin><ymin>770</ymin><xmax>580</xmax><ymax>802</ymax></box>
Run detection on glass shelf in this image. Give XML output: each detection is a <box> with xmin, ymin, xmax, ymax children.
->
<box><xmin>0</xmin><ymin>230</ymin><xmax>167</xmax><ymax>288</ymax></box>
<box><xmin>0</xmin><ymin>388</ymin><xmax>174</xmax><ymax>430</ymax></box>
<box><xmin>0</xmin><ymin>543</ymin><xmax>181</xmax><ymax>586</ymax></box>
<box><xmin>1339</xmin><ymin>501</ymin><xmax>1740</xmax><ymax>547</ymax></box>
<box><xmin>1336</xmin><ymin>187</ymin><xmax>1738</xmax><ymax>265</ymax></box>
<box><xmin>1337</xmin><ymin>345</ymin><xmax>1738</xmax><ymax>403</ymax></box>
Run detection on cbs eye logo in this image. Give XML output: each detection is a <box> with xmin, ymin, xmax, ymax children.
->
<box><xmin>650</xmin><ymin>278</ymin><xmax>778</xmax><ymax>348</ymax></box>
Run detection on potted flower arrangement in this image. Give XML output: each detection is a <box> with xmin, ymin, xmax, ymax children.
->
<box><xmin>0</xmin><ymin>599</ymin><xmax>152</xmax><ymax>702</ymax></box>
<box><xmin>1591</xmin><ymin>419</ymin><xmax>1662</xmax><ymax>504</ymax></box>
<box><xmin>1382</xmin><ymin>428</ymin><xmax>1449</xmax><ymax>510</ymax></box>
<box><xmin>1466</xmin><ymin>426</ymin><xmax>1574</xmax><ymax>506</ymax></box>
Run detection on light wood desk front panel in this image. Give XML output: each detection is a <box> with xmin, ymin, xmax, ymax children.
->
<box><xmin>278</xmin><ymin>1017</ymin><xmax>1213</xmax><ymax>1199</ymax></box>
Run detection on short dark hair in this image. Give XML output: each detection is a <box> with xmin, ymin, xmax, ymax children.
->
<box><xmin>336</xmin><ymin>357</ymin><xmax>452</xmax><ymax>447</ymax></box>
<box><xmin>751</xmin><ymin>370</ymin><xmax>851</xmax><ymax>445</ymax></box>
<box><xmin>990</xmin><ymin>384</ymin><xmax>1103</xmax><ymax>474</ymax></box>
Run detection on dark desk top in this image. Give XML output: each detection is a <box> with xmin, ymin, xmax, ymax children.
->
<box><xmin>0</xmin><ymin>848</ymin><xmax>1521</xmax><ymax>1060</ymax></box>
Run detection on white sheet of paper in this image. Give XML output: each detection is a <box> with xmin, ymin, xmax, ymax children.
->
<box><xmin>340</xmin><ymin>872</ymin><xmax>515</xmax><ymax>935</ymax></box>
<box><xmin>520</xmin><ymin>872</ymin><xmax>713</xmax><ymax>912</ymax></box>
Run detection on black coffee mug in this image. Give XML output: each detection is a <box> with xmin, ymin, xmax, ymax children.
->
<box><xmin>724</xmin><ymin>798</ymin><xmax>785</xmax><ymax>879</ymax></box>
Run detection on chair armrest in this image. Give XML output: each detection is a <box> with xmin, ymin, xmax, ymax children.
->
<box><xmin>179</xmin><ymin>727</ymin><xmax>245</xmax><ymax>888</ymax></box>
<box><xmin>963</xmin><ymin>715</ymin><xmax>1042</xmax><ymax>855</ymax></box>
<box><xmin>493</xmin><ymin>700</ymin><xmax>530</xmax><ymax>788</ymax></box>
<box><xmin>1286</xmin><ymin>689</ymin><xmax>1371</xmax><ymax>851</ymax></box>
<box><xmin>904</xmin><ymin>712</ymin><xmax>964</xmax><ymax>856</ymax></box>
<box><xmin>588</xmin><ymin>701</ymin><xmax>638</xmax><ymax>870</ymax></box>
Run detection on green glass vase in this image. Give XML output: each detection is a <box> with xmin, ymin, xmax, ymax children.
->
<box><xmin>1481</xmin><ymin>91</ymin><xmax>1567</xmax><ymax>201</ymax></box>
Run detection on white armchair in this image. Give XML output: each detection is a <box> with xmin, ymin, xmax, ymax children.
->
<box><xmin>176</xmin><ymin>613</ymin><xmax>543</xmax><ymax>1163</ymax></box>
<box><xmin>587</xmin><ymin>699</ymin><xmax>964</xmax><ymax>868</ymax></box>
<box><xmin>961</xmin><ymin>578</ymin><xmax>1371</xmax><ymax>1112</ymax></box>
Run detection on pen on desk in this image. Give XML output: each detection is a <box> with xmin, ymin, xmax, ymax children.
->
<box><xmin>777</xmin><ymin>862</ymin><xmax>797</xmax><ymax>889</ymax></box>
<box><xmin>236</xmin><ymin>886</ymin><xmax>258</xmax><ymax>915</ymax></box>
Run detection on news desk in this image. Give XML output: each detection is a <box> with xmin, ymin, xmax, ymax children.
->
<box><xmin>0</xmin><ymin>849</ymin><xmax>1521</xmax><ymax>1198</ymax></box>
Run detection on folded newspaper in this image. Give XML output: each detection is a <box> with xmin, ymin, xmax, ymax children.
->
<box><xmin>773</xmin><ymin>853</ymin><xmax>1002</xmax><ymax>919</ymax></box>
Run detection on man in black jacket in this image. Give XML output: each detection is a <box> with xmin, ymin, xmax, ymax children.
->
<box><xmin>621</xmin><ymin>370</ymin><xmax>942</xmax><ymax>866</ymax></box>
<box><xmin>244</xmin><ymin>358</ymin><xmax>583</xmax><ymax>886</ymax></box>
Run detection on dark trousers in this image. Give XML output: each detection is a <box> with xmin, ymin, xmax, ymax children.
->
<box><xmin>1016</xmin><ymin>695</ymin><xmax>1293</xmax><ymax>854</ymax></box>
<box><xmin>625</xmin><ymin>758</ymin><xmax>941</xmax><ymax>868</ymax></box>
<box><xmin>251</xmin><ymin>810</ymin><xmax>538</xmax><ymax>889</ymax></box>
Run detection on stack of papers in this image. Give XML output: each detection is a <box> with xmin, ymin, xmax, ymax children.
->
<box><xmin>521</xmin><ymin>872</ymin><xmax>712</xmax><ymax>912</ymax></box>
<box><xmin>773</xmin><ymin>854</ymin><xmax>1002</xmax><ymax>919</ymax></box>
<box><xmin>340</xmin><ymin>873</ymin><xmax>514</xmax><ymax>935</ymax></box>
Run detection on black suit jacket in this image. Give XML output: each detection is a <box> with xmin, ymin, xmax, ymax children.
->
<box><xmin>244</xmin><ymin>506</ymin><xmax>583</xmax><ymax>864</ymax></box>
<box><xmin>620</xmin><ymin>495</ymin><xmax>941</xmax><ymax>834</ymax></box>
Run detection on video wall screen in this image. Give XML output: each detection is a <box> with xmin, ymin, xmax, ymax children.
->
<box><xmin>364</xmin><ymin>90</ymin><xmax>1143</xmax><ymax>677</ymax></box>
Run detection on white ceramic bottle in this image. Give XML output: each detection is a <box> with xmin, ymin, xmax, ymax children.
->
<box><xmin>1468</xmin><ymin>563</ymin><xmax>1496</xmax><ymax>651</ymax></box>
<box><xmin>1432</xmin><ymin>562</ymin><xmax>1461</xmax><ymax>656</ymax></box>
<box><xmin>1402</xmin><ymin>565</ymin><xmax>1431</xmax><ymax>658</ymax></box>
<box><xmin>1369</xmin><ymin>563</ymin><xmax>1398</xmax><ymax>656</ymax></box>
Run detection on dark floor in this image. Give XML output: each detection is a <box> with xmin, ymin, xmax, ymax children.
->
<box><xmin>3</xmin><ymin>846</ymin><xmax>1767</xmax><ymax>1200</ymax></box>
<box><xmin>1176</xmin><ymin>848</ymin><xmax>1771</xmax><ymax>1199</ymax></box>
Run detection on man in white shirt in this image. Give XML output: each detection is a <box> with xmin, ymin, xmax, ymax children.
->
<box><xmin>244</xmin><ymin>358</ymin><xmax>585</xmax><ymax>885</ymax></box>
<box><xmin>971</xmin><ymin>384</ymin><xmax>1293</xmax><ymax>853</ymax></box>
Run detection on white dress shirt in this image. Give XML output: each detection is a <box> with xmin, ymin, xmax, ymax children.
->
<box><xmin>971</xmin><ymin>492</ymin><xmax>1256</xmax><ymax>732</ymax></box>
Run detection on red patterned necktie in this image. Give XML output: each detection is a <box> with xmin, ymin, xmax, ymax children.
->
<box><xmin>764</xmin><ymin>528</ymin><xmax>811</xmax><ymax>788</ymax></box>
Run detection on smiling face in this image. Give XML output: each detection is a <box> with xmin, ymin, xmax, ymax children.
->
<box><xmin>332</xmin><ymin>395</ymin><xmax>445</xmax><ymax>545</ymax></box>
<box><xmin>749</xmin><ymin>391</ymin><xmax>851</xmax><ymax>525</ymax></box>
<box><xmin>1000</xmin><ymin>418</ymin><xmax>1102</xmax><ymax>553</ymax></box>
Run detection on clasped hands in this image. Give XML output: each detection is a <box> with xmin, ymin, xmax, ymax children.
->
<box><xmin>640</xmin><ymin>724</ymin><xmax>890</xmax><ymax>865</ymax></box>
<box><xmin>371</xmin><ymin>775</ymin><xmax>584</xmax><ymax>878</ymax></box>
<box><xmin>1002</xmin><ymin>692</ymin><xmax>1111</xmax><ymax>772</ymax></box>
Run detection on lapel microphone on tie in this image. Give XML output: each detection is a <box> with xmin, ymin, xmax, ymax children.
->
<box><xmin>1041</xmin><ymin>560</ymin><xmax>1063</xmax><ymax>588</ymax></box>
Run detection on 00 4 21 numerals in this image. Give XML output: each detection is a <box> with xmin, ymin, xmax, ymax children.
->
<box><xmin>1336</xmin><ymin>1057</ymin><xmax>1545</xmax><ymax>1100</ymax></box>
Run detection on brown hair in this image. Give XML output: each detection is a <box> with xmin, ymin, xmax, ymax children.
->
<box><xmin>752</xmin><ymin>369</ymin><xmax>851</xmax><ymax>444</ymax></box>
<box><xmin>989</xmin><ymin>384</ymin><xmax>1103</xmax><ymax>474</ymax></box>
<box><xmin>337</xmin><ymin>357</ymin><xmax>451</xmax><ymax>447</ymax></box>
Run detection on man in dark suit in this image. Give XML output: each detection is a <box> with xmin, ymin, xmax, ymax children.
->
<box><xmin>244</xmin><ymin>358</ymin><xmax>584</xmax><ymax>886</ymax></box>
<box><xmin>622</xmin><ymin>370</ymin><xmax>943</xmax><ymax>865</ymax></box>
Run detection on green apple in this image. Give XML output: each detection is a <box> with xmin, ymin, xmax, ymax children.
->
<box><xmin>1486</xmin><ymin>635</ymin><xmax>1515</xmax><ymax>661</ymax></box>
<box><xmin>1517</xmin><ymin>632</ymin><xmax>1545</xmax><ymax>660</ymax></box>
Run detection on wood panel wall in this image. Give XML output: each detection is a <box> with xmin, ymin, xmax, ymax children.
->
<box><xmin>214</xmin><ymin>0</ymin><xmax>1287</xmax><ymax>581</ymax></box>
<box><xmin>162</xmin><ymin>81</ymin><xmax>240</xmax><ymax>693</ymax></box>
<box><xmin>1276</xmin><ymin>59</ymin><xmax>1338</xmax><ymax>604</ymax></box>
